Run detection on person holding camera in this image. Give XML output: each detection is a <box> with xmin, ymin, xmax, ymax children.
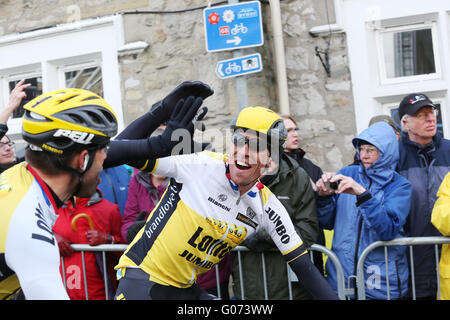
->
<box><xmin>315</xmin><ymin>121</ymin><xmax>412</xmax><ymax>300</ymax></box>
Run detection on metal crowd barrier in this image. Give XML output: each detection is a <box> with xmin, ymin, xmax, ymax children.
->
<box><xmin>356</xmin><ymin>236</ymin><xmax>450</xmax><ymax>300</ymax></box>
<box><xmin>61</xmin><ymin>244</ymin><xmax>127</xmax><ymax>300</ymax></box>
<box><xmin>62</xmin><ymin>243</ymin><xmax>346</xmax><ymax>300</ymax></box>
<box><xmin>231</xmin><ymin>244</ymin><xmax>346</xmax><ymax>300</ymax></box>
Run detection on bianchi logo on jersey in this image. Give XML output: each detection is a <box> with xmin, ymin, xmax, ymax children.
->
<box><xmin>208</xmin><ymin>196</ymin><xmax>231</xmax><ymax>212</ymax></box>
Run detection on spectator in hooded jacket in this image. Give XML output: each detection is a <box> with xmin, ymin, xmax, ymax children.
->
<box><xmin>431</xmin><ymin>172</ymin><xmax>450</xmax><ymax>300</ymax></box>
<box><xmin>316</xmin><ymin>122</ymin><xmax>412</xmax><ymax>300</ymax></box>
<box><xmin>397</xmin><ymin>93</ymin><xmax>450</xmax><ymax>299</ymax></box>
<box><xmin>53</xmin><ymin>188</ymin><xmax>125</xmax><ymax>300</ymax></box>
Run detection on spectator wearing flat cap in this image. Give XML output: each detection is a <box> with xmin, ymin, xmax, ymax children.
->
<box><xmin>397</xmin><ymin>93</ymin><xmax>450</xmax><ymax>299</ymax></box>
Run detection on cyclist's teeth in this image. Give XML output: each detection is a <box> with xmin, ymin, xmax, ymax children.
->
<box><xmin>237</xmin><ymin>160</ymin><xmax>249</xmax><ymax>167</ymax></box>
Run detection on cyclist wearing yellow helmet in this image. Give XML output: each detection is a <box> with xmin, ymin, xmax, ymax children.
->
<box><xmin>113</xmin><ymin>106</ymin><xmax>338</xmax><ymax>300</ymax></box>
<box><xmin>0</xmin><ymin>81</ymin><xmax>212</xmax><ymax>299</ymax></box>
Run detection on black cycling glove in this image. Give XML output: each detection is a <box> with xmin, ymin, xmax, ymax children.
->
<box><xmin>160</xmin><ymin>81</ymin><xmax>213</xmax><ymax>122</ymax></box>
<box><xmin>116</xmin><ymin>81</ymin><xmax>213</xmax><ymax>141</ymax></box>
<box><xmin>105</xmin><ymin>96</ymin><xmax>207</xmax><ymax>168</ymax></box>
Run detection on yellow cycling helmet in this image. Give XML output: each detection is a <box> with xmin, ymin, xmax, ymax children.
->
<box><xmin>22</xmin><ymin>88</ymin><xmax>118</xmax><ymax>155</ymax></box>
<box><xmin>230</xmin><ymin>106</ymin><xmax>287</xmax><ymax>150</ymax></box>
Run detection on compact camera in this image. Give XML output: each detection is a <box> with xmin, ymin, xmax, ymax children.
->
<box><xmin>325</xmin><ymin>180</ymin><xmax>339</xmax><ymax>190</ymax></box>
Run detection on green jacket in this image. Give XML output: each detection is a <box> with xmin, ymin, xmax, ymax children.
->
<box><xmin>231</xmin><ymin>153</ymin><xmax>319</xmax><ymax>300</ymax></box>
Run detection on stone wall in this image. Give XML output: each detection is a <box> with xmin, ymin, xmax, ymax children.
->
<box><xmin>0</xmin><ymin>0</ymin><xmax>356</xmax><ymax>171</ymax></box>
<box><xmin>278</xmin><ymin>0</ymin><xmax>355</xmax><ymax>171</ymax></box>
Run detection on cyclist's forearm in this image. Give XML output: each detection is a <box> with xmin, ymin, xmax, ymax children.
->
<box><xmin>115</xmin><ymin>101</ymin><xmax>166</xmax><ymax>140</ymax></box>
<box><xmin>104</xmin><ymin>136</ymin><xmax>168</xmax><ymax>169</ymax></box>
<box><xmin>289</xmin><ymin>253</ymin><xmax>339</xmax><ymax>300</ymax></box>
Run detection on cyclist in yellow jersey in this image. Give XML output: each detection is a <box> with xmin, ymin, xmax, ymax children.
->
<box><xmin>0</xmin><ymin>81</ymin><xmax>212</xmax><ymax>300</ymax></box>
<box><xmin>0</xmin><ymin>89</ymin><xmax>118</xmax><ymax>299</ymax></box>
<box><xmin>114</xmin><ymin>107</ymin><xmax>339</xmax><ymax>300</ymax></box>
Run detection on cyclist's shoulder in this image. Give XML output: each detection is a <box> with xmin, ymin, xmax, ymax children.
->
<box><xmin>201</xmin><ymin>150</ymin><xmax>228</xmax><ymax>163</ymax></box>
<box><xmin>0</xmin><ymin>163</ymin><xmax>35</xmax><ymax>201</ymax></box>
<box><xmin>0</xmin><ymin>163</ymin><xmax>47</xmax><ymax>223</ymax></box>
<box><xmin>258</xmin><ymin>183</ymin><xmax>273</xmax><ymax>205</ymax></box>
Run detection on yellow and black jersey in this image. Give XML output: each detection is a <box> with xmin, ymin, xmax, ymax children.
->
<box><xmin>0</xmin><ymin>163</ymin><xmax>69</xmax><ymax>300</ymax></box>
<box><xmin>116</xmin><ymin>151</ymin><xmax>306</xmax><ymax>288</ymax></box>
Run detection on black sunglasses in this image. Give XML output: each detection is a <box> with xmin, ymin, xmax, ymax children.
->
<box><xmin>232</xmin><ymin>133</ymin><xmax>267</xmax><ymax>152</ymax></box>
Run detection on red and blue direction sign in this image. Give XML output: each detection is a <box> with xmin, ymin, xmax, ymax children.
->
<box><xmin>203</xmin><ymin>1</ymin><xmax>264</xmax><ymax>52</ymax></box>
<box><xmin>216</xmin><ymin>53</ymin><xmax>263</xmax><ymax>79</ymax></box>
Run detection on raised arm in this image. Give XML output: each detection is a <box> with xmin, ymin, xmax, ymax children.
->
<box><xmin>0</xmin><ymin>80</ymin><xmax>31</xmax><ymax>139</ymax></box>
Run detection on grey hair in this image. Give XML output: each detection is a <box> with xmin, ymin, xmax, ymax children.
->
<box><xmin>400</xmin><ymin>114</ymin><xmax>410</xmax><ymax>132</ymax></box>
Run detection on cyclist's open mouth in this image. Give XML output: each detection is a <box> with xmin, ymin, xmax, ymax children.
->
<box><xmin>235</xmin><ymin>160</ymin><xmax>250</xmax><ymax>170</ymax></box>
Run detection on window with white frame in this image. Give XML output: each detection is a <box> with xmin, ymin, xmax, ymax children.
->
<box><xmin>376</xmin><ymin>22</ymin><xmax>441</xmax><ymax>84</ymax></box>
<box><xmin>64</xmin><ymin>63</ymin><xmax>103</xmax><ymax>96</ymax></box>
<box><xmin>0</xmin><ymin>15</ymin><xmax>125</xmax><ymax>143</ymax></box>
<box><xmin>8</xmin><ymin>75</ymin><xmax>43</xmax><ymax>119</ymax></box>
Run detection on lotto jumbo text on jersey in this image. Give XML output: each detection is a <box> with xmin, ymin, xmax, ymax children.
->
<box><xmin>115</xmin><ymin>151</ymin><xmax>306</xmax><ymax>288</ymax></box>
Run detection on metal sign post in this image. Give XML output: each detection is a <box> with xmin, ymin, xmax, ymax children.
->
<box><xmin>204</xmin><ymin>0</ymin><xmax>264</xmax><ymax>110</ymax></box>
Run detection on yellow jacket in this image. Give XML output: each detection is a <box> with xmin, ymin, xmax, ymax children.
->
<box><xmin>431</xmin><ymin>172</ymin><xmax>450</xmax><ymax>300</ymax></box>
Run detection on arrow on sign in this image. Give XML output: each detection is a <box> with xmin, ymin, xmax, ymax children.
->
<box><xmin>217</xmin><ymin>64</ymin><xmax>225</xmax><ymax>78</ymax></box>
<box><xmin>226</xmin><ymin>36</ymin><xmax>242</xmax><ymax>46</ymax></box>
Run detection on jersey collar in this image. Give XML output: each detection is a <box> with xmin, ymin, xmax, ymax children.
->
<box><xmin>224</xmin><ymin>163</ymin><xmax>264</xmax><ymax>198</ymax></box>
<box><xmin>26</xmin><ymin>164</ymin><xmax>62</xmax><ymax>211</ymax></box>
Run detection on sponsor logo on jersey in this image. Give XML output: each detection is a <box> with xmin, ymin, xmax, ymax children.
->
<box><xmin>208</xmin><ymin>196</ymin><xmax>231</xmax><ymax>212</ymax></box>
<box><xmin>265</xmin><ymin>206</ymin><xmax>290</xmax><ymax>244</ymax></box>
<box><xmin>31</xmin><ymin>203</ymin><xmax>55</xmax><ymax>246</ymax></box>
<box><xmin>206</xmin><ymin>217</ymin><xmax>247</xmax><ymax>243</ymax></box>
<box><xmin>126</xmin><ymin>180</ymin><xmax>182</xmax><ymax>266</ymax></box>
<box><xmin>246</xmin><ymin>207</ymin><xmax>256</xmax><ymax>219</ymax></box>
<box><xmin>144</xmin><ymin>184</ymin><xmax>179</xmax><ymax>240</ymax></box>
<box><xmin>178</xmin><ymin>226</ymin><xmax>236</xmax><ymax>270</ymax></box>
<box><xmin>236</xmin><ymin>213</ymin><xmax>258</xmax><ymax>229</ymax></box>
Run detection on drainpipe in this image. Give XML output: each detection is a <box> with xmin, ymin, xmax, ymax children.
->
<box><xmin>269</xmin><ymin>0</ymin><xmax>290</xmax><ymax>114</ymax></box>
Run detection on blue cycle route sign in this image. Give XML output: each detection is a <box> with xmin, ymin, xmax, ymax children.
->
<box><xmin>203</xmin><ymin>1</ymin><xmax>264</xmax><ymax>52</ymax></box>
<box><xmin>215</xmin><ymin>53</ymin><xmax>263</xmax><ymax>79</ymax></box>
